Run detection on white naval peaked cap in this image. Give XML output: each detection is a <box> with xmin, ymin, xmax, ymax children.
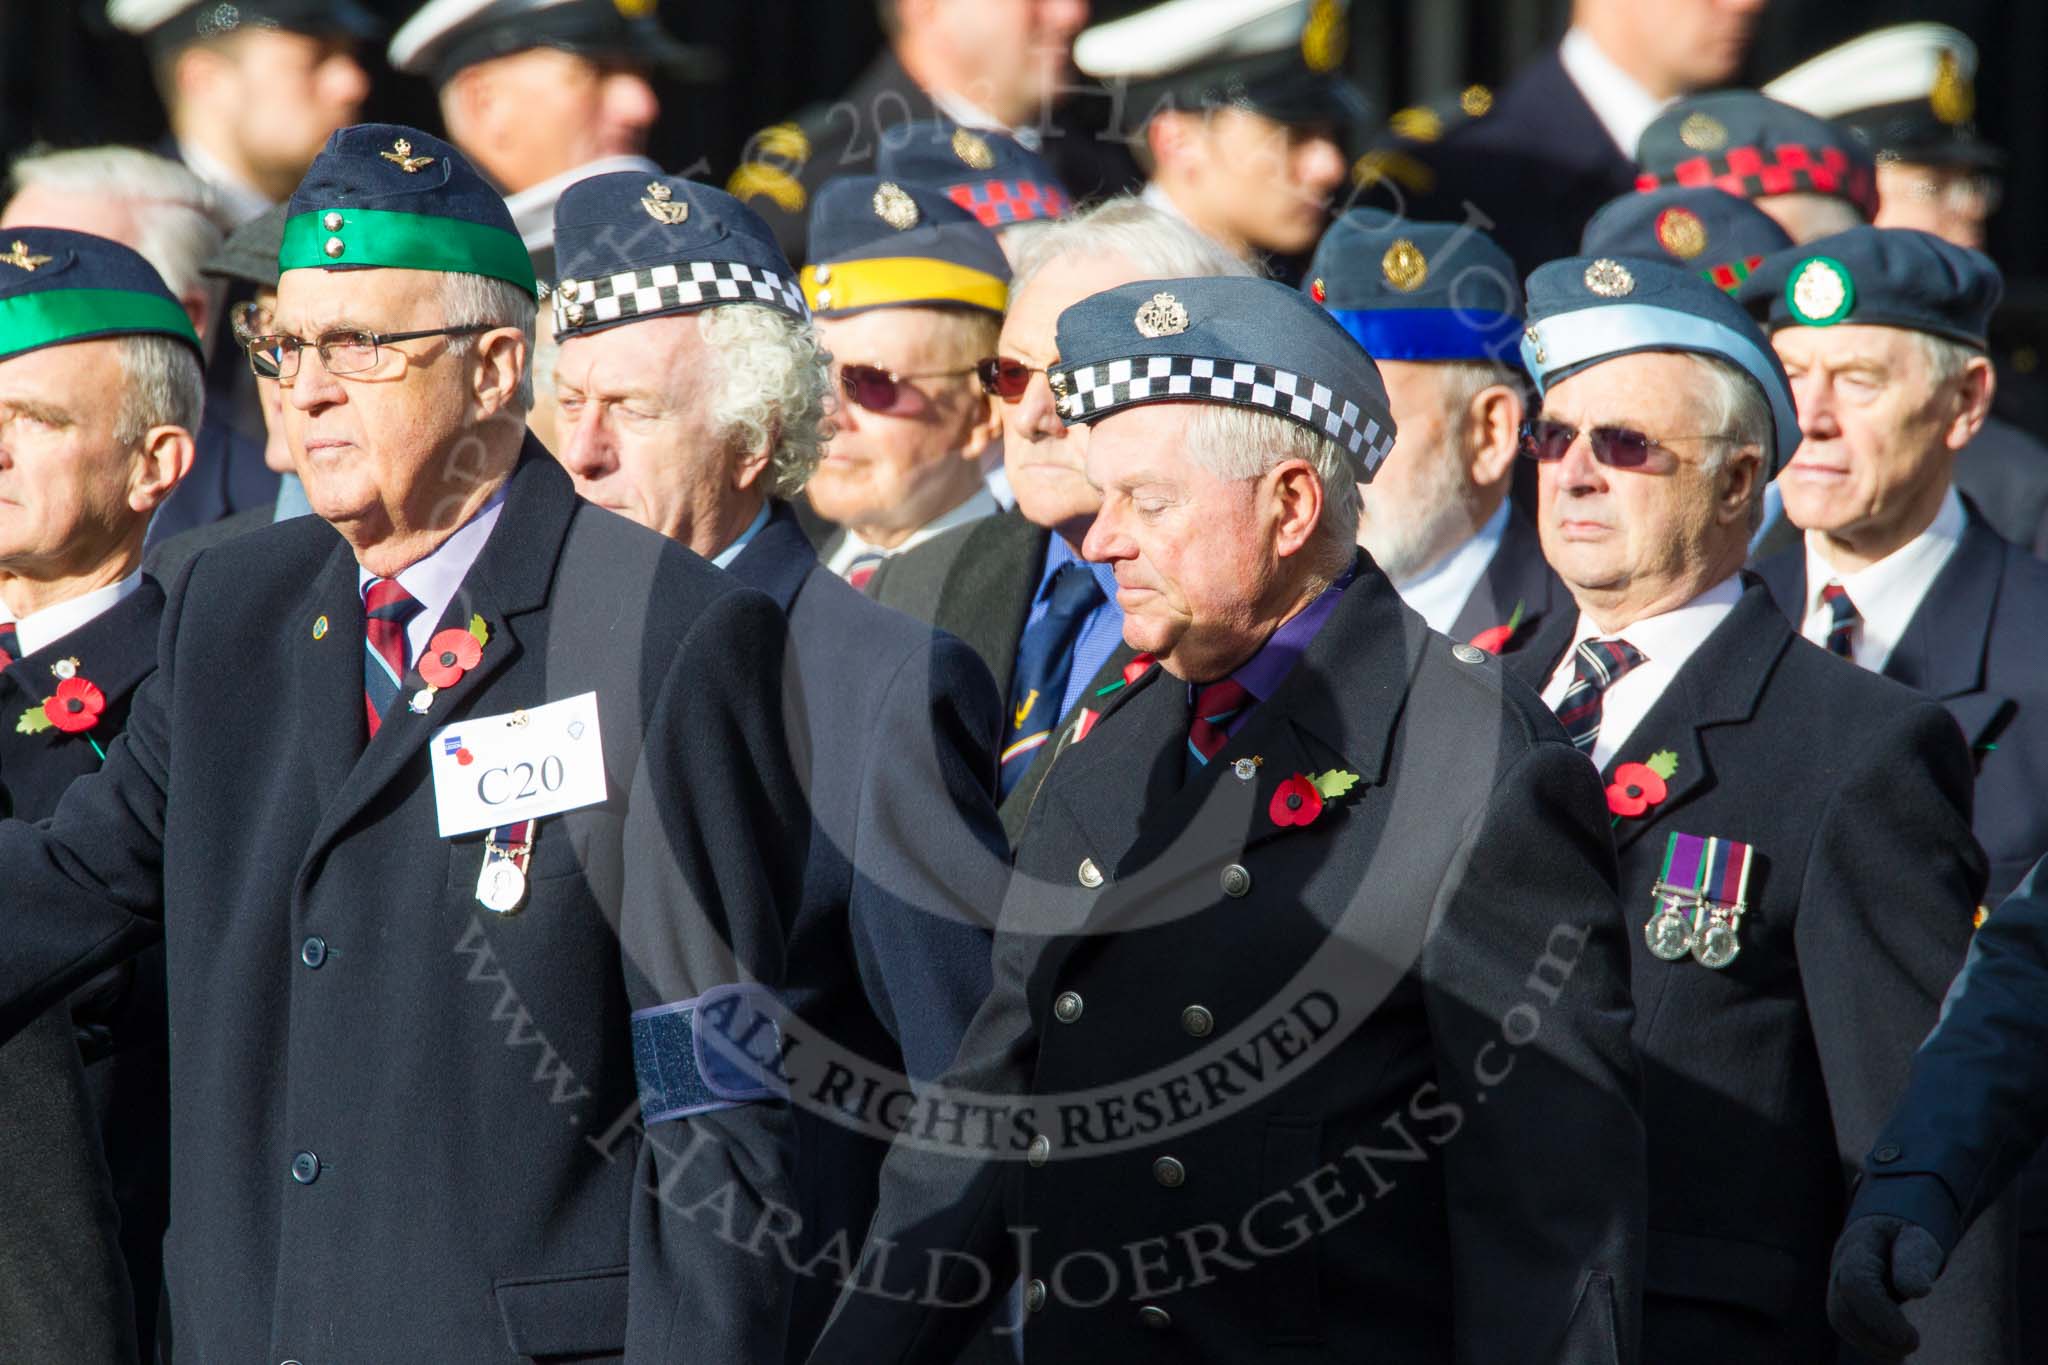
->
<box><xmin>1763</xmin><ymin>22</ymin><xmax>1976</xmax><ymax>120</ymax></box>
<box><xmin>1075</xmin><ymin>0</ymin><xmax>1336</xmax><ymax>82</ymax></box>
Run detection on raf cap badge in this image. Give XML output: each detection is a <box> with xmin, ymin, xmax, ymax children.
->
<box><xmin>1582</xmin><ymin>259</ymin><xmax>1635</xmax><ymax>298</ymax></box>
<box><xmin>1133</xmin><ymin>291</ymin><xmax>1190</xmax><ymax>338</ymax></box>
<box><xmin>1301</xmin><ymin>0</ymin><xmax>1346</xmax><ymax>74</ymax></box>
<box><xmin>1381</xmin><ymin>239</ymin><xmax>1428</xmax><ymax>292</ymax></box>
<box><xmin>1931</xmin><ymin>49</ymin><xmax>1972</xmax><ymax>126</ymax></box>
<box><xmin>1788</xmin><ymin>256</ymin><xmax>1854</xmax><ymax>326</ymax></box>
<box><xmin>641</xmin><ymin>181</ymin><xmax>689</xmax><ymax>225</ymax></box>
<box><xmin>951</xmin><ymin>128</ymin><xmax>995</xmax><ymax>170</ymax></box>
<box><xmin>380</xmin><ymin>138</ymin><xmax>435</xmax><ymax>174</ymax></box>
<box><xmin>872</xmin><ymin>182</ymin><xmax>921</xmax><ymax>230</ymax></box>
<box><xmin>1678</xmin><ymin>112</ymin><xmax>1728</xmax><ymax>152</ymax></box>
<box><xmin>1654</xmin><ymin>206</ymin><xmax>1708</xmax><ymax>261</ymax></box>
<box><xmin>1</xmin><ymin>240</ymin><xmax>52</xmax><ymax>272</ymax></box>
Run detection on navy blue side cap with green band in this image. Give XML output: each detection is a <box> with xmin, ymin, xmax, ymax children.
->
<box><xmin>0</xmin><ymin>227</ymin><xmax>201</xmax><ymax>365</ymax></box>
<box><xmin>1303</xmin><ymin>208</ymin><xmax>1523</xmax><ymax>364</ymax></box>
<box><xmin>1521</xmin><ymin>254</ymin><xmax>1799</xmax><ymax>474</ymax></box>
<box><xmin>282</xmin><ymin>123</ymin><xmax>537</xmax><ymax>296</ymax></box>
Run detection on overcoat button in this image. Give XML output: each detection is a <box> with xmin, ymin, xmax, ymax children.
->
<box><xmin>290</xmin><ymin>1151</ymin><xmax>320</xmax><ymax>1184</ymax></box>
<box><xmin>1452</xmin><ymin>643</ymin><xmax>1487</xmax><ymax>664</ymax></box>
<box><xmin>1152</xmin><ymin>1155</ymin><xmax>1186</xmax><ymax>1188</ymax></box>
<box><xmin>1025</xmin><ymin>1279</ymin><xmax>1048</xmax><ymax>1313</ymax></box>
<box><xmin>1181</xmin><ymin>1005</ymin><xmax>1214</xmax><ymax>1037</ymax></box>
<box><xmin>300</xmin><ymin>936</ymin><xmax>327</xmax><ymax>969</ymax></box>
<box><xmin>1026</xmin><ymin>1135</ymin><xmax>1051</xmax><ymax>1167</ymax></box>
<box><xmin>1220</xmin><ymin>863</ymin><xmax>1251</xmax><ymax>897</ymax></box>
<box><xmin>1078</xmin><ymin>858</ymin><xmax>1104</xmax><ymax>888</ymax></box>
<box><xmin>1137</xmin><ymin>1305</ymin><xmax>1172</xmax><ymax>1329</ymax></box>
<box><xmin>1053</xmin><ymin>991</ymin><xmax>1084</xmax><ymax>1023</ymax></box>
<box><xmin>1873</xmin><ymin>1144</ymin><xmax>1902</xmax><ymax>1164</ymax></box>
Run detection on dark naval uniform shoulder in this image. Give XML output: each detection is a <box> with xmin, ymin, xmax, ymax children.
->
<box><xmin>1354</xmin><ymin>81</ymin><xmax>1498</xmax><ymax>204</ymax></box>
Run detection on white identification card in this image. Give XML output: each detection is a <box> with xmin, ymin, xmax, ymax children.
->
<box><xmin>429</xmin><ymin>691</ymin><xmax>608</xmax><ymax>837</ymax></box>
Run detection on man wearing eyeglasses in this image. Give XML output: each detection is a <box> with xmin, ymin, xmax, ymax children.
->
<box><xmin>801</xmin><ymin>177</ymin><xmax>1009</xmax><ymax>586</ymax></box>
<box><xmin>1504</xmin><ymin>254</ymin><xmax>2010</xmax><ymax>1363</ymax></box>
<box><xmin>0</xmin><ymin>227</ymin><xmax>199</xmax><ymax>1365</ymax></box>
<box><xmin>0</xmin><ymin>125</ymin><xmax>810</xmax><ymax>1361</ymax></box>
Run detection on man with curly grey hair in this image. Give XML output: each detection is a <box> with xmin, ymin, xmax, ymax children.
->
<box><xmin>549</xmin><ymin>173</ymin><xmax>1012</xmax><ymax>1360</ymax></box>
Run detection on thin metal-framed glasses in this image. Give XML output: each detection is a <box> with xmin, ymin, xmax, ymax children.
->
<box><xmin>243</xmin><ymin>324</ymin><xmax>495</xmax><ymax>383</ymax></box>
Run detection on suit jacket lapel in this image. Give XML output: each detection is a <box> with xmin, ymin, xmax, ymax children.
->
<box><xmin>1449</xmin><ymin>504</ymin><xmax>1562</xmax><ymax>648</ymax></box>
<box><xmin>999</xmin><ymin>637</ymin><xmax>1141</xmax><ymax>846</ymax></box>
<box><xmin>726</xmin><ymin>500</ymin><xmax>819</xmax><ymax>614</ymax></box>
<box><xmin>1883</xmin><ymin>511</ymin><xmax>2001</xmax><ymax>703</ymax></box>
<box><xmin>289</xmin><ymin>535</ymin><xmax>372</xmax><ymax>811</ymax></box>
<box><xmin>933</xmin><ymin>510</ymin><xmax>1046</xmax><ymax>705</ymax></box>
<box><xmin>297</xmin><ymin>441</ymin><xmax>576</xmax><ymax>886</ymax></box>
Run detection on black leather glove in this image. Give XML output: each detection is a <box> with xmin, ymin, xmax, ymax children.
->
<box><xmin>1827</xmin><ymin>1214</ymin><xmax>1945</xmax><ymax>1361</ymax></box>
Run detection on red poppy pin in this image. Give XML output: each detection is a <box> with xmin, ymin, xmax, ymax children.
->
<box><xmin>1270</xmin><ymin>769</ymin><xmax>1359</xmax><ymax>828</ymax></box>
<box><xmin>1606</xmin><ymin>750</ymin><xmax>1678</xmax><ymax>821</ymax></box>
<box><xmin>410</xmin><ymin>615</ymin><xmax>490</xmax><ymax>715</ymax></box>
<box><xmin>1468</xmin><ymin>600</ymin><xmax>1526</xmax><ymax>656</ymax></box>
<box><xmin>17</xmin><ymin>659</ymin><xmax>110</xmax><ymax>760</ymax></box>
<box><xmin>1092</xmin><ymin>651</ymin><xmax>1158</xmax><ymax>699</ymax></box>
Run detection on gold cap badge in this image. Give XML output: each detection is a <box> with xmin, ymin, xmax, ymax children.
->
<box><xmin>1678</xmin><ymin>112</ymin><xmax>1727</xmax><ymax>153</ymax></box>
<box><xmin>641</xmin><ymin>181</ymin><xmax>689</xmax><ymax>224</ymax></box>
<box><xmin>1931</xmin><ymin>49</ymin><xmax>1973</xmax><ymax>126</ymax></box>
<box><xmin>1654</xmin><ymin>206</ymin><xmax>1708</xmax><ymax>261</ymax></box>
<box><xmin>951</xmin><ymin>128</ymin><xmax>995</xmax><ymax>170</ymax></box>
<box><xmin>380</xmin><ymin>138</ymin><xmax>434</xmax><ymax>173</ymax></box>
<box><xmin>1</xmin><ymin>240</ymin><xmax>52</xmax><ymax>272</ymax></box>
<box><xmin>1134</xmin><ymin>292</ymin><xmax>1190</xmax><ymax>338</ymax></box>
<box><xmin>1382</xmin><ymin>239</ymin><xmax>1428</xmax><ymax>292</ymax></box>
<box><xmin>1388</xmin><ymin>107</ymin><xmax>1443</xmax><ymax>144</ymax></box>
<box><xmin>873</xmin><ymin>182</ymin><xmax>920</xmax><ymax>230</ymax></box>
<box><xmin>1301</xmin><ymin>0</ymin><xmax>1346</xmax><ymax>74</ymax></box>
<box><xmin>1582</xmin><ymin>259</ymin><xmax>1635</xmax><ymax>298</ymax></box>
<box><xmin>1460</xmin><ymin>85</ymin><xmax>1493</xmax><ymax>118</ymax></box>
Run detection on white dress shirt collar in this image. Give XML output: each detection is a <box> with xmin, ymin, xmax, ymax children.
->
<box><xmin>1540</xmin><ymin>574</ymin><xmax>1744</xmax><ymax>770</ymax></box>
<box><xmin>711</xmin><ymin>501</ymin><xmax>774</xmax><ymax>570</ymax></box>
<box><xmin>1558</xmin><ymin>27</ymin><xmax>1675</xmax><ymax>159</ymax></box>
<box><xmin>1390</xmin><ymin>500</ymin><xmax>1510</xmax><ymax>637</ymax></box>
<box><xmin>10</xmin><ymin>572</ymin><xmax>144</xmax><ymax>659</ymax></box>
<box><xmin>1800</xmin><ymin>486</ymin><xmax>1966</xmax><ymax>673</ymax></box>
<box><xmin>357</xmin><ymin>485</ymin><xmax>509</xmax><ymax>663</ymax></box>
<box><xmin>503</xmin><ymin>155</ymin><xmax>663</xmax><ymax>254</ymax></box>
<box><xmin>824</xmin><ymin>486</ymin><xmax>1000</xmax><ymax>577</ymax></box>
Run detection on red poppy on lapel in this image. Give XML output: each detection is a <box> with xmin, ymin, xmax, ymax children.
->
<box><xmin>419</xmin><ymin>626</ymin><xmax>483</xmax><ymax>687</ymax></box>
<box><xmin>1270</xmin><ymin>773</ymin><xmax>1325</xmax><ymax>827</ymax></box>
<box><xmin>1092</xmin><ymin>651</ymin><xmax>1158</xmax><ymax>699</ymax></box>
<box><xmin>1072</xmin><ymin>708</ymin><xmax>1102</xmax><ymax>743</ymax></box>
<box><xmin>43</xmin><ymin>676</ymin><xmax>106</xmax><ymax>733</ymax></box>
<box><xmin>1606</xmin><ymin>750</ymin><xmax>1678</xmax><ymax>819</ymax></box>
<box><xmin>1468</xmin><ymin>600</ymin><xmax>1526</xmax><ymax>655</ymax></box>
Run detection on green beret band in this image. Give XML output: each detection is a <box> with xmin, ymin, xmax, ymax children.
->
<box><xmin>281</xmin><ymin>207</ymin><xmax>536</xmax><ymax>295</ymax></box>
<box><xmin>0</xmin><ymin>287</ymin><xmax>199</xmax><ymax>363</ymax></box>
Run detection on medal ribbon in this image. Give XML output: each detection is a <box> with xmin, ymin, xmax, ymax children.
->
<box><xmin>484</xmin><ymin>819</ymin><xmax>536</xmax><ymax>871</ymax></box>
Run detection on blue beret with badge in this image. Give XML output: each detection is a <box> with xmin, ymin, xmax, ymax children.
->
<box><xmin>801</xmin><ymin>176</ymin><xmax>1009</xmax><ymax>318</ymax></box>
<box><xmin>1520</xmin><ymin>255</ymin><xmax>1799</xmax><ymax>473</ymax></box>
<box><xmin>0</xmin><ymin>227</ymin><xmax>201</xmax><ymax>365</ymax></box>
<box><xmin>281</xmin><ymin>123</ymin><xmax>536</xmax><ymax>296</ymax></box>
<box><xmin>1303</xmin><ymin>208</ymin><xmax>1522</xmax><ymax>364</ymax></box>
<box><xmin>1739</xmin><ymin>226</ymin><xmax>2001</xmax><ymax>348</ymax></box>
<box><xmin>1581</xmin><ymin>187</ymin><xmax>1792</xmax><ymax>295</ymax></box>
<box><xmin>874</xmin><ymin>121</ymin><xmax>1071</xmax><ymax>230</ymax></box>
<box><xmin>1635</xmin><ymin>91</ymin><xmax>1878</xmax><ymax>221</ymax></box>
<box><xmin>388</xmin><ymin>0</ymin><xmax>719</xmax><ymax>87</ymax></box>
<box><xmin>549</xmin><ymin>173</ymin><xmax>807</xmax><ymax>338</ymax></box>
<box><xmin>1048</xmin><ymin>275</ymin><xmax>1397</xmax><ymax>477</ymax></box>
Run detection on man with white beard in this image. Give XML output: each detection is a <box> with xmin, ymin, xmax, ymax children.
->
<box><xmin>1305</xmin><ymin>209</ymin><xmax>1564</xmax><ymax>651</ymax></box>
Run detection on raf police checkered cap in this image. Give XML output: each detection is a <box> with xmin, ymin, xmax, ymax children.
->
<box><xmin>874</xmin><ymin>121</ymin><xmax>1072</xmax><ymax>229</ymax></box>
<box><xmin>1635</xmin><ymin>90</ymin><xmax>1878</xmax><ymax>220</ymax></box>
<box><xmin>1048</xmin><ymin>275</ymin><xmax>1397</xmax><ymax>477</ymax></box>
<box><xmin>1520</xmin><ymin>255</ymin><xmax>1799</xmax><ymax>474</ymax></box>
<box><xmin>1739</xmin><ymin>225</ymin><xmax>2001</xmax><ymax>349</ymax></box>
<box><xmin>1581</xmin><ymin>186</ymin><xmax>1792</xmax><ymax>295</ymax></box>
<box><xmin>1303</xmin><ymin>208</ymin><xmax>1522</xmax><ymax>363</ymax></box>
<box><xmin>549</xmin><ymin>174</ymin><xmax>806</xmax><ymax>338</ymax></box>
<box><xmin>801</xmin><ymin>176</ymin><xmax>1010</xmax><ymax>318</ymax></box>
<box><xmin>282</xmin><ymin>123</ymin><xmax>535</xmax><ymax>295</ymax></box>
<box><xmin>0</xmin><ymin>227</ymin><xmax>201</xmax><ymax>364</ymax></box>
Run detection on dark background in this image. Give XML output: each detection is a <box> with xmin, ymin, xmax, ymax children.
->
<box><xmin>4</xmin><ymin>0</ymin><xmax>2042</xmax><ymax>370</ymax></box>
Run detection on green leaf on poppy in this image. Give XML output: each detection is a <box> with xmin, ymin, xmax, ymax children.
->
<box><xmin>1311</xmin><ymin>769</ymin><xmax>1359</xmax><ymax>800</ymax></box>
<box><xmin>15</xmin><ymin>706</ymin><xmax>52</xmax><ymax>735</ymax></box>
<box><xmin>467</xmin><ymin>614</ymin><xmax>490</xmax><ymax>649</ymax></box>
<box><xmin>1645</xmin><ymin>750</ymin><xmax>1679</xmax><ymax>780</ymax></box>
<box><xmin>1504</xmin><ymin>598</ymin><xmax>1525</xmax><ymax>633</ymax></box>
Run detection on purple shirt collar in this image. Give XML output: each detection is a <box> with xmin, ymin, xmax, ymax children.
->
<box><xmin>1190</xmin><ymin>565</ymin><xmax>1355</xmax><ymax>738</ymax></box>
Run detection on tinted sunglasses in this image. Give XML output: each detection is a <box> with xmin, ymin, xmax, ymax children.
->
<box><xmin>838</xmin><ymin>362</ymin><xmax>979</xmax><ymax>414</ymax></box>
<box><xmin>1518</xmin><ymin>418</ymin><xmax>1728</xmax><ymax>471</ymax></box>
<box><xmin>976</xmin><ymin>356</ymin><xmax>1043</xmax><ymax>401</ymax></box>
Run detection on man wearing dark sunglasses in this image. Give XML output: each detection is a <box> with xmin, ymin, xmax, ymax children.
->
<box><xmin>1506</xmin><ymin>254</ymin><xmax>2010</xmax><ymax>1363</ymax></box>
<box><xmin>800</xmin><ymin>177</ymin><xmax>1011</xmax><ymax>586</ymax></box>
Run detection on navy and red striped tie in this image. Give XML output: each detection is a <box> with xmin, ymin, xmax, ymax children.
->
<box><xmin>0</xmin><ymin>621</ymin><xmax>17</xmax><ymax>671</ymax></box>
<box><xmin>1555</xmin><ymin>638</ymin><xmax>1646</xmax><ymax>756</ymax></box>
<box><xmin>363</xmin><ymin>579</ymin><xmax>423</xmax><ymax>739</ymax></box>
<box><xmin>1187</xmin><ymin>678</ymin><xmax>1252</xmax><ymax>767</ymax></box>
<box><xmin>1820</xmin><ymin>582</ymin><xmax>1859</xmax><ymax>660</ymax></box>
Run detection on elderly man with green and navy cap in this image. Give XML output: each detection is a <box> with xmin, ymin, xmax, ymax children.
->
<box><xmin>1305</xmin><ymin>208</ymin><xmax>1565</xmax><ymax>652</ymax></box>
<box><xmin>1634</xmin><ymin>90</ymin><xmax>1879</xmax><ymax>244</ymax></box>
<box><xmin>806</xmin><ymin>273</ymin><xmax>1642</xmax><ymax>1365</ymax></box>
<box><xmin>802</xmin><ymin>176</ymin><xmax>1011</xmax><ymax>582</ymax></box>
<box><xmin>548</xmin><ymin>170</ymin><xmax>1014</xmax><ymax>1359</ymax></box>
<box><xmin>1500</xmin><ymin>252</ymin><xmax>2012</xmax><ymax>1364</ymax></box>
<box><xmin>0</xmin><ymin>225</ymin><xmax>200</xmax><ymax>1365</ymax></box>
<box><xmin>0</xmin><ymin>124</ymin><xmax>810</xmax><ymax>1362</ymax></box>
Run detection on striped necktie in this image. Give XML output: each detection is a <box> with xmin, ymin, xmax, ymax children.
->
<box><xmin>363</xmin><ymin>579</ymin><xmax>424</xmax><ymax>740</ymax></box>
<box><xmin>0</xmin><ymin>622</ymin><xmax>17</xmax><ymax>670</ymax></box>
<box><xmin>846</xmin><ymin>551</ymin><xmax>886</xmax><ymax>591</ymax></box>
<box><xmin>1187</xmin><ymin>678</ymin><xmax>1252</xmax><ymax>768</ymax></box>
<box><xmin>1555</xmin><ymin>638</ymin><xmax>1646</xmax><ymax>757</ymax></box>
<box><xmin>1819</xmin><ymin>582</ymin><xmax>1859</xmax><ymax>660</ymax></box>
<box><xmin>999</xmin><ymin>563</ymin><xmax>1106</xmax><ymax>797</ymax></box>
